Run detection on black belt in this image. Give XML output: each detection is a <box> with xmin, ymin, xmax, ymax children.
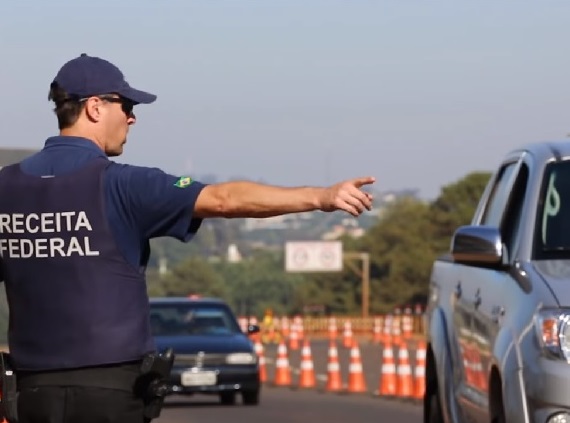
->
<box><xmin>17</xmin><ymin>361</ymin><xmax>141</xmax><ymax>392</ymax></box>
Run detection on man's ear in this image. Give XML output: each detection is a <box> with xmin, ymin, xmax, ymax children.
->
<box><xmin>84</xmin><ymin>97</ymin><xmax>103</xmax><ymax>123</ymax></box>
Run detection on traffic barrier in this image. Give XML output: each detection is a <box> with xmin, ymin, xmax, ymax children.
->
<box><xmin>256</xmin><ymin>309</ymin><xmax>427</xmax><ymax>344</ymax></box>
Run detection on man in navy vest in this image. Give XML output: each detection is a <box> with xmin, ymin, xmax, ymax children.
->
<box><xmin>0</xmin><ymin>53</ymin><xmax>375</xmax><ymax>423</ymax></box>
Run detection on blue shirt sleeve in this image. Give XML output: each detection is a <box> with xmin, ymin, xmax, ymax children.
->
<box><xmin>107</xmin><ymin>164</ymin><xmax>206</xmax><ymax>241</ymax></box>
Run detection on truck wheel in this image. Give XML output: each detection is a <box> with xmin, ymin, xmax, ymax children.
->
<box><xmin>490</xmin><ymin>376</ymin><xmax>506</xmax><ymax>423</ymax></box>
<box><xmin>425</xmin><ymin>388</ymin><xmax>444</xmax><ymax>423</ymax></box>
<box><xmin>424</xmin><ymin>353</ymin><xmax>443</xmax><ymax>423</ymax></box>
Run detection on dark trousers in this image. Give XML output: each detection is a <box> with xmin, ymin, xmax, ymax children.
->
<box><xmin>15</xmin><ymin>361</ymin><xmax>149</xmax><ymax>423</ymax></box>
<box><xmin>18</xmin><ymin>386</ymin><xmax>149</xmax><ymax>423</ymax></box>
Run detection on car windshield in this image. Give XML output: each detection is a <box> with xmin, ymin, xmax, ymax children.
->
<box><xmin>149</xmin><ymin>303</ymin><xmax>243</xmax><ymax>336</ymax></box>
<box><xmin>536</xmin><ymin>161</ymin><xmax>570</xmax><ymax>256</ymax></box>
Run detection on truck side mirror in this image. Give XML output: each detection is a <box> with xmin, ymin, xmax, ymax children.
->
<box><xmin>451</xmin><ymin>225</ymin><xmax>504</xmax><ymax>266</ymax></box>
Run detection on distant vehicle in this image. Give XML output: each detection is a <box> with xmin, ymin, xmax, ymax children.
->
<box><xmin>149</xmin><ymin>296</ymin><xmax>261</xmax><ymax>405</ymax></box>
<box><xmin>425</xmin><ymin>141</ymin><xmax>570</xmax><ymax>423</ymax></box>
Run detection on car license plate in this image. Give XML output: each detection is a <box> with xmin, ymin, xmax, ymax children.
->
<box><xmin>181</xmin><ymin>370</ymin><xmax>217</xmax><ymax>386</ymax></box>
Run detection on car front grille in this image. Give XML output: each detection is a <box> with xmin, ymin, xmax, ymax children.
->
<box><xmin>174</xmin><ymin>353</ymin><xmax>227</xmax><ymax>367</ymax></box>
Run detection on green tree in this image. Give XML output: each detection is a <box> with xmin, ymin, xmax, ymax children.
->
<box><xmin>359</xmin><ymin>197</ymin><xmax>435</xmax><ymax>312</ymax></box>
<box><xmin>429</xmin><ymin>171</ymin><xmax>492</xmax><ymax>254</ymax></box>
<box><xmin>215</xmin><ymin>251</ymin><xmax>304</xmax><ymax>317</ymax></box>
<box><xmin>159</xmin><ymin>257</ymin><xmax>227</xmax><ymax>298</ymax></box>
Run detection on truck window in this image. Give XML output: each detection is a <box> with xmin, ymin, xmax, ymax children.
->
<box><xmin>501</xmin><ymin>164</ymin><xmax>529</xmax><ymax>256</ymax></box>
<box><xmin>535</xmin><ymin>161</ymin><xmax>570</xmax><ymax>256</ymax></box>
<box><xmin>480</xmin><ymin>163</ymin><xmax>519</xmax><ymax>227</ymax></box>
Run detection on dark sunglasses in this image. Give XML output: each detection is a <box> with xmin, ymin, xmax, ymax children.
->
<box><xmin>97</xmin><ymin>96</ymin><xmax>136</xmax><ymax>116</ymax></box>
<box><xmin>78</xmin><ymin>95</ymin><xmax>135</xmax><ymax>116</ymax></box>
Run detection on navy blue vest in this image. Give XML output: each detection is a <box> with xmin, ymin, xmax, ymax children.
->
<box><xmin>0</xmin><ymin>158</ymin><xmax>153</xmax><ymax>370</ymax></box>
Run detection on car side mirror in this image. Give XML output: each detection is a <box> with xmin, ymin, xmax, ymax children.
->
<box><xmin>451</xmin><ymin>225</ymin><xmax>505</xmax><ymax>266</ymax></box>
<box><xmin>247</xmin><ymin>324</ymin><xmax>260</xmax><ymax>334</ymax></box>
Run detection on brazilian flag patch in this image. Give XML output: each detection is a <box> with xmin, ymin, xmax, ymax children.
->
<box><xmin>174</xmin><ymin>176</ymin><xmax>193</xmax><ymax>188</ymax></box>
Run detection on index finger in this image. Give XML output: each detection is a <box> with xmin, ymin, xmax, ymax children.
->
<box><xmin>353</xmin><ymin>176</ymin><xmax>376</xmax><ymax>188</ymax></box>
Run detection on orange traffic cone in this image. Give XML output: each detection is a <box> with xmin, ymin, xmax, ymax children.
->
<box><xmin>396</xmin><ymin>341</ymin><xmax>413</xmax><ymax>398</ymax></box>
<box><xmin>383</xmin><ymin>315</ymin><xmax>393</xmax><ymax>345</ymax></box>
<box><xmin>328</xmin><ymin>317</ymin><xmax>338</xmax><ymax>341</ymax></box>
<box><xmin>281</xmin><ymin>317</ymin><xmax>290</xmax><ymax>339</ymax></box>
<box><xmin>471</xmin><ymin>347</ymin><xmax>487</xmax><ymax>391</ymax></box>
<box><xmin>274</xmin><ymin>341</ymin><xmax>291</xmax><ymax>386</ymax></box>
<box><xmin>413</xmin><ymin>340</ymin><xmax>426</xmax><ymax>400</ymax></box>
<box><xmin>463</xmin><ymin>342</ymin><xmax>475</xmax><ymax>387</ymax></box>
<box><xmin>295</xmin><ymin>316</ymin><xmax>305</xmax><ymax>342</ymax></box>
<box><xmin>298</xmin><ymin>339</ymin><xmax>316</xmax><ymax>389</ymax></box>
<box><xmin>392</xmin><ymin>315</ymin><xmax>402</xmax><ymax>345</ymax></box>
<box><xmin>342</xmin><ymin>321</ymin><xmax>353</xmax><ymax>349</ymax></box>
<box><xmin>289</xmin><ymin>323</ymin><xmax>300</xmax><ymax>351</ymax></box>
<box><xmin>402</xmin><ymin>310</ymin><xmax>413</xmax><ymax>339</ymax></box>
<box><xmin>347</xmin><ymin>340</ymin><xmax>367</xmax><ymax>393</ymax></box>
<box><xmin>372</xmin><ymin>316</ymin><xmax>383</xmax><ymax>344</ymax></box>
<box><xmin>325</xmin><ymin>340</ymin><xmax>343</xmax><ymax>392</ymax></box>
<box><xmin>379</xmin><ymin>341</ymin><xmax>397</xmax><ymax>396</ymax></box>
<box><xmin>254</xmin><ymin>339</ymin><xmax>267</xmax><ymax>383</ymax></box>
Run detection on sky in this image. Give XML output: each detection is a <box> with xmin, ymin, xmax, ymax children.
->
<box><xmin>2</xmin><ymin>1</ymin><xmax>570</xmax><ymax>200</ymax></box>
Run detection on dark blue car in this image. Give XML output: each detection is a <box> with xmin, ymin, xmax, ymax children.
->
<box><xmin>149</xmin><ymin>297</ymin><xmax>261</xmax><ymax>405</ymax></box>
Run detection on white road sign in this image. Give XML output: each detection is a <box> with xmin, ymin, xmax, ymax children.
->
<box><xmin>285</xmin><ymin>241</ymin><xmax>343</xmax><ymax>272</ymax></box>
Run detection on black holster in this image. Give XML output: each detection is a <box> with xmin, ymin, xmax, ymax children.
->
<box><xmin>0</xmin><ymin>353</ymin><xmax>18</xmax><ymax>423</ymax></box>
<box><xmin>135</xmin><ymin>348</ymin><xmax>175</xmax><ymax>421</ymax></box>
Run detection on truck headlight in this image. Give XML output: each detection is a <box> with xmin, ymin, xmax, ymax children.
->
<box><xmin>226</xmin><ymin>353</ymin><xmax>256</xmax><ymax>364</ymax></box>
<box><xmin>535</xmin><ymin>309</ymin><xmax>570</xmax><ymax>362</ymax></box>
<box><xmin>548</xmin><ymin>412</ymin><xmax>570</xmax><ymax>423</ymax></box>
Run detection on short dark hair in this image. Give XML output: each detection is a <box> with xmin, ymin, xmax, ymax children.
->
<box><xmin>47</xmin><ymin>82</ymin><xmax>84</xmax><ymax>130</ymax></box>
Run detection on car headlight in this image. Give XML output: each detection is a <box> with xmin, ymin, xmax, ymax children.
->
<box><xmin>226</xmin><ymin>353</ymin><xmax>256</xmax><ymax>365</ymax></box>
<box><xmin>535</xmin><ymin>309</ymin><xmax>570</xmax><ymax>361</ymax></box>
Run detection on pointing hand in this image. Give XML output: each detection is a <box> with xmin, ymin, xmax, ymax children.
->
<box><xmin>318</xmin><ymin>177</ymin><xmax>375</xmax><ymax>217</ymax></box>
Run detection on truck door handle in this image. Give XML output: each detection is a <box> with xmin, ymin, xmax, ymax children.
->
<box><xmin>492</xmin><ymin>306</ymin><xmax>505</xmax><ymax>323</ymax></box>
<box><xmin>474</xmin><ymin>292</ymin><xmax>482</xmax><ymax>308</ymax></box>
<box><xmin>455</xmin><ymin>282</ymin><xmax>462</xmax><ymax>298</ymax></box>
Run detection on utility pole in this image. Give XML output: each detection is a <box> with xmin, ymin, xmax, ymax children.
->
<box><xmin>343</xmin><ymin>252</ymin><xmax>371</xmax><ymax>318</ymax></box>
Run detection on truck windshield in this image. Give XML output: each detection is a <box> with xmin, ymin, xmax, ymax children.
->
<box><xmin>536</xmin><ymin>161</ymin><xmax>570</xmax><ymax>256</ymax></box>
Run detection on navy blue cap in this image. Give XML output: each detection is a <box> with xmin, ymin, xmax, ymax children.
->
<box><xmin>53</xmin><ymin>53</ymin><xmax>157</xmax><ymax>104</ymax></box>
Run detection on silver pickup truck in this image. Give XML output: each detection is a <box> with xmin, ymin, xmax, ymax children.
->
<box><xmin>425</xmin><ymin>141</ymin><xmax>570</xmax><ymax>423</ymax></box>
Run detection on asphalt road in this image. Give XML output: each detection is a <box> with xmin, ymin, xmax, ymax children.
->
<box><xmin>157</xmin><ymin>338</ymin><xmax>424</xmax><ymax>423</ymax></box>
<box><xmin>158</xmin><ymin>387</ymin><xmax>422</xmax><ymax>423</ymax></box>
